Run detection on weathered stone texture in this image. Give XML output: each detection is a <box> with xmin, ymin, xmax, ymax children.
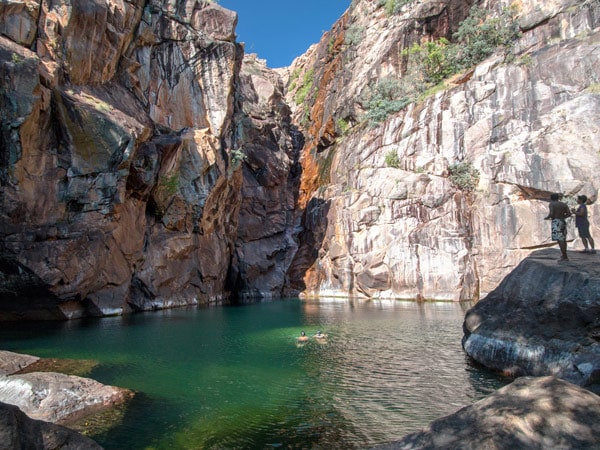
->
<box><xmin>0</xmin><ymin>401</ymin><xmax>102</xmax><ymax>450</ymax></box>
<box><xmin>0</xmin><ymin>0</ymin><xmax>247</xmax><ymax>317</ymax></box>
<box><xmin>377</xmin><ymin>376</ymin><xmax>600</xmax><ymax>450</ymax></box>
<box><xmin>285</xmin><ymin>0</ymin><xmax>600</xmax><ymax>300</ymax></box>
<box><xmin>463</xmin><ymin>249</ymin><xmax>600</xmax><ymax>390</ymax></box>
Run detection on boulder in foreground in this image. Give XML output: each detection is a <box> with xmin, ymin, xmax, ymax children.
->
<box><xmin>462</xmin><ymin>249</ymin><xmax>600</xmax><ymax>390</ymax></box>
<box><xmin>0</xmin><ymin>401</ymin><xmax>102</xmax><ymax>450</ymax></box>
<box><xmin>376</xmin><ymin>376</ymin><xmax>600</xmax><ymax>450</ymax></box>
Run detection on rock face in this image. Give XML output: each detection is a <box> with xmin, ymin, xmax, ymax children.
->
<box><xmin>0</xmin><ymin>371</ymin><xmax>133</xmax><ymax>424</ymax></box>
<box><xmin>0</xmin><ymin>350</ymin><xmax>133</xmax><ymax>449</ymax></box>
<box><xmin>462</xmin><ymin>249</ymin><xmax>600</xmax><ymax>390</ymax></box>
<box><xmin>228</xmin><ymin>54</ymin><xmax>303</xmax><ymax>299</ymax></box>
<box><xmin>0</xmin><ymin>0</ymin><xmax>300</xmax><ymax>317</ymax></box>
<box><xmin>285</xmin><ymin>0</ymin><xmax>600</xmax><ymax>300</ymax></box>
<box><xmin>0</xmin><ymin>401</ymin><xmax>102</xmax><ymax>450</ymax></box>
<box><xmin>377</xmin><ymin>376</ymin><xmax>600</xmax><ymax>450</ymax></box>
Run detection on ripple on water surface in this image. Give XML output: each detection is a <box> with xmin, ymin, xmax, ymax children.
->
<box><xmin>0</xmin><ymin>298</ymin><xmax>507</xmax><ymax>449</ymax></box>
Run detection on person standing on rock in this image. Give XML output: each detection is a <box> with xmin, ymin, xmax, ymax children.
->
<box><xmin>544</xmin><ymin>193</ymin><xmax>572</xmax><ymax>261</ymax></box>
<box><xmin>571</xmin><ymin>195</ymin><xmax>596</xmax><ymax>254</ymax></box>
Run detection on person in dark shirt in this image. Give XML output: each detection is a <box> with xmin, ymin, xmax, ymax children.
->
<box><xmin>544</xmin><ymin>193</ymin><xmax>571</xmax><ymax>261</ymax></box>
<box><xmin>571</xmin><ymin>195</ymin><xmax>596</xmax><ymax>254</ymax></box>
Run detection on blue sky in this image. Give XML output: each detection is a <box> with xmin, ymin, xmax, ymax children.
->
<box><xmin>218</xmin><ymin>0</ymin><xmax>351</xmax><ymax>68</ymax></box>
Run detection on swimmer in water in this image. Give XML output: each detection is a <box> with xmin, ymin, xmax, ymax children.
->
<box><xmin>297</xmin><ymin>331</ymin><xmax>309</xmax><ymax>343</ymax></box>
<box><xmin>313</xmin><ymin>330</ymin><xmax>328</xmax><ymax>339</ymax></box>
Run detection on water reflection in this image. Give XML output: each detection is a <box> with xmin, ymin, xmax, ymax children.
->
<box><xmin>0</xmin><ymin>298</ymin><xmax>506</xmax><ymax>449</ymax></box>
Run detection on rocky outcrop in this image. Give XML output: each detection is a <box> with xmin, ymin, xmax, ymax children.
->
<box><xmin>285</xmin><ymin>0</ymin><xmax>600</xmax><ymax>300</ymax></box>
<box><xmin>462</xmin><ymin>249</ymin><xmax>600</xmax><ymax>390</ymax></box>
<box><xmin>0</xmin><ymin>350</ymin><xmax>133</xmax><ymax>449</ymax></box>
<box><xmin>0</xmin><ymin>401</ymin><xmax>102</xmax><ymax>450</ymax></box>
<box><xmin>0</xmin><ymin>351</ymin><xmax>133</xmax><ymax>425</ymax></box>
<box><xmin>376</xmin><ymin>376</ymin><xmax>600</xmax><ymax>450</ymax></box>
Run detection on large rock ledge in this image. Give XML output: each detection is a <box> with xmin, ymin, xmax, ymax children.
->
<box><xmin>0</xmin><ymin>350</ymin><xmax>133</xmax><ymax>448</ymax></box>
<box><xmin>462</xmin><ymin>249</ymin><xmax>600</xmax><ymax>391</ymax></box>
<box><xmin>376</xmin><ymin>376</ymin><xmax>600</xmax><ymax>449</ymax></box>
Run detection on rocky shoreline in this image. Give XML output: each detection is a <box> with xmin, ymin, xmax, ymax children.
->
<box><xmin>377</xmin><ymin>248</ymin><xmax>600</xmax><ymax>449</ymax></box>
<box><xmin>0</xmin><ymin>350</ymin><xmax>133</xmax><ymax>449</ymax></box>
<box><xmin>463</xmin><ymin>248</ymin><xmax>600</xmax><ymax>392</ymax></box>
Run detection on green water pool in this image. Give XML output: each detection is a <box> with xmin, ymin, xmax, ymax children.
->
<box><xmin>0</xmin><ymin>298</ymin><xmax>507</xmax><ymax>449</ymax></box>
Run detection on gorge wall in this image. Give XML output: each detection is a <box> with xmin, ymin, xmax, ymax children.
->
<box><xmin>0</xmin><ymin>0</ymin><xmax>599</xmax><ymax>318</ymax></box>
<box><xmin>285</xmin><ymin>0</ymin><xmax>600</xmax><ymax>300</ymax></box>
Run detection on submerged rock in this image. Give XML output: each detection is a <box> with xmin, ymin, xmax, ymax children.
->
<box><xmin>462</xmin><ymin>248</ymin><xmax>600</xmax><ymax>390</ymax></box>
<box><xmin>376</xmin><ymin>376</ymin><xmax>600</xmax><ymax>450</ymax></box>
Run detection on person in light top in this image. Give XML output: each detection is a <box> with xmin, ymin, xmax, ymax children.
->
<box><xmin>313</xmin><ymin>330</ymin><xmax>328</xmax><ymax>339</ymax></box>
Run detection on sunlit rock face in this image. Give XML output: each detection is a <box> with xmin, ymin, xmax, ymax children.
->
<box><xmin>377</xmin><ymin>376</ymin><xmax>600</xmax><ymax>450</ymax></box>
<box><xmin>462</xmin><ymin>249</ymin><xmax>600</xmax><ymax>391</ymax></box>
<box><xmin>0</xmin><ymin>0</ymin><xmax>244</xmax><ymax>318</ymax></box>
<box><xmin>284</xmin><ymin>0</ymin><xmax>600</xmax><ymax>300</ymax></box>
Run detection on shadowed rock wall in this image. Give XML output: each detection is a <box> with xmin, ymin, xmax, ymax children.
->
<box><xmin>0</xmin><ymin>0</ymin><xmax>301</xmax><ymax>318</ymax></box>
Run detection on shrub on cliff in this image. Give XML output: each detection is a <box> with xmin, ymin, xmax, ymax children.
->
<box><xmin>405</xmin><ymin>6</ymin><xmax>521</xmax><ymax>84</ymax></box>
<box><xmin>363</xmin><ymin>78</ymin><xmax>410</xmax><ymax>125</ymax></box>
<box><xmin>452</xmin><ymin>5</ymin><xmax>521</xmax><ymax>70</ymax></box>
<box><xmin>448</xmin><ymin>161</ymin><xmax>480</xmax><ymax>191</ymax></box>
<box><xmin>379</xmin><ymin>0</ymin><xmax>412</xmax><ymax>15</ymax></box>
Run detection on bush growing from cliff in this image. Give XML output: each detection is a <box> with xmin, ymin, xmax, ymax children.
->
<box><xmin>363</xmin><ymin>78</ymin><xmax>410</xmax><ymax>125</ymax></box>
<box><xmin>385</xmin><ymin>150</ymin><xmax>401</xmax><ymax>168</ymax></box>
<box><xmin>295</xmin><ymin>69</ymin><xmax>315</xmax><ymax>105</ymax></box>
<box><xmin>345</xmin><ymin>24</ymin><xmax>364</xmax><ymax>47</ymax></box>
<box><xmin>403</xmin><ymin>6</ymin><xmax>521</xmax><ymax>88</ymax></box>
<box><xmin>452</xmin><ymin>6</ymin><xmax>521</xmax><ymax>70</ymax></box>
<box><xmin>229</xmin><ymin>148</ymin><xmax>246</xmax><ymax>172</ymax></box>
<box><xmin>379</xmin><ymin>0</ymin><xmax>412</xmax><ymax>15</ymax></box>
<box><xmin>448</xmin><ymin>161</ymin><xmax>480</xmax><ymax>191</ymax></box>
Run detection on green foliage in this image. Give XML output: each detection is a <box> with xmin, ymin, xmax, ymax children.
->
<box><xmin>295</xmin><ymin>69</ymin><xmax>315</xmax><ymax>105</ymax></box>
<box><xmin>336</xmin><ymin>117</ymin><xmax>351</xmax><ymax>135</ymax></box>
<box><xmin>448</xmin><ymin>161</ymin><xmax>480</xmax><ymax>191</ymax></box>
<box><xmin>288</xmin><ymin>67</ymin><xmax>301</xmax><ymax>91</ymax></box>
<box><xmin>230</xmin><ymin>148</ymin><xmax>246</xmax><ymax>171</ymax></box>
<box><xmin>586</xmin><ymin>83</ymin><xmax>600</xmax><ymax>94</ymax></box>
<box><xmin>345</xmin><ymin>24</ymin><xmax>364</xmax><ymax>47</ymax></box>
<box><xmin>385</xmin><ymin>150</ymin><xmax>401</xmax><ymax>168</ymax></box>
<box><xmin>404</xmin><ymin>38</ymin><xmax>453</xmax><ymax>85</ymax></box>
<box><xmin>364</xmin><ymin>78</ymin><xmax>410</xmax><ymax>125</ymax></box>
<box><xmin>158</xmin><ymin>173</ymin><xmax>180</xmax><ymax>197</ymax></box>
<box><xmin>400</xmin><ymin>6</ymin><xmax>521</xmax><ymax>102</ymax></box>
<box><xmin>378</xmin><ymin>0</ymin><xmax>412</xmax><ymax>15</ymax></box>
<box><xmin>451</xmin><ymin>6</ymin><xmax>521</xmax><ymax>70</ymax></box>
<box><xmin>11</xmin><ymin>53</ymin><xmax>24</xmax><ymax>64</ymax></box>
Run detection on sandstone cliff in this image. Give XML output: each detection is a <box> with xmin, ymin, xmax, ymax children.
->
<box><xmin>0</xmin><ymin>0</ymin><xmax>301</xmax><ymax>318</ymax></box>
<box><xmin>1</xmin><ymin>0</ymin><xmax>600</xmax><ymax>317</ymax></box>
<box><xmin>285</xmin><ymin>0</ymin><xmax>600</xmax><ymax>300</ymax></box>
